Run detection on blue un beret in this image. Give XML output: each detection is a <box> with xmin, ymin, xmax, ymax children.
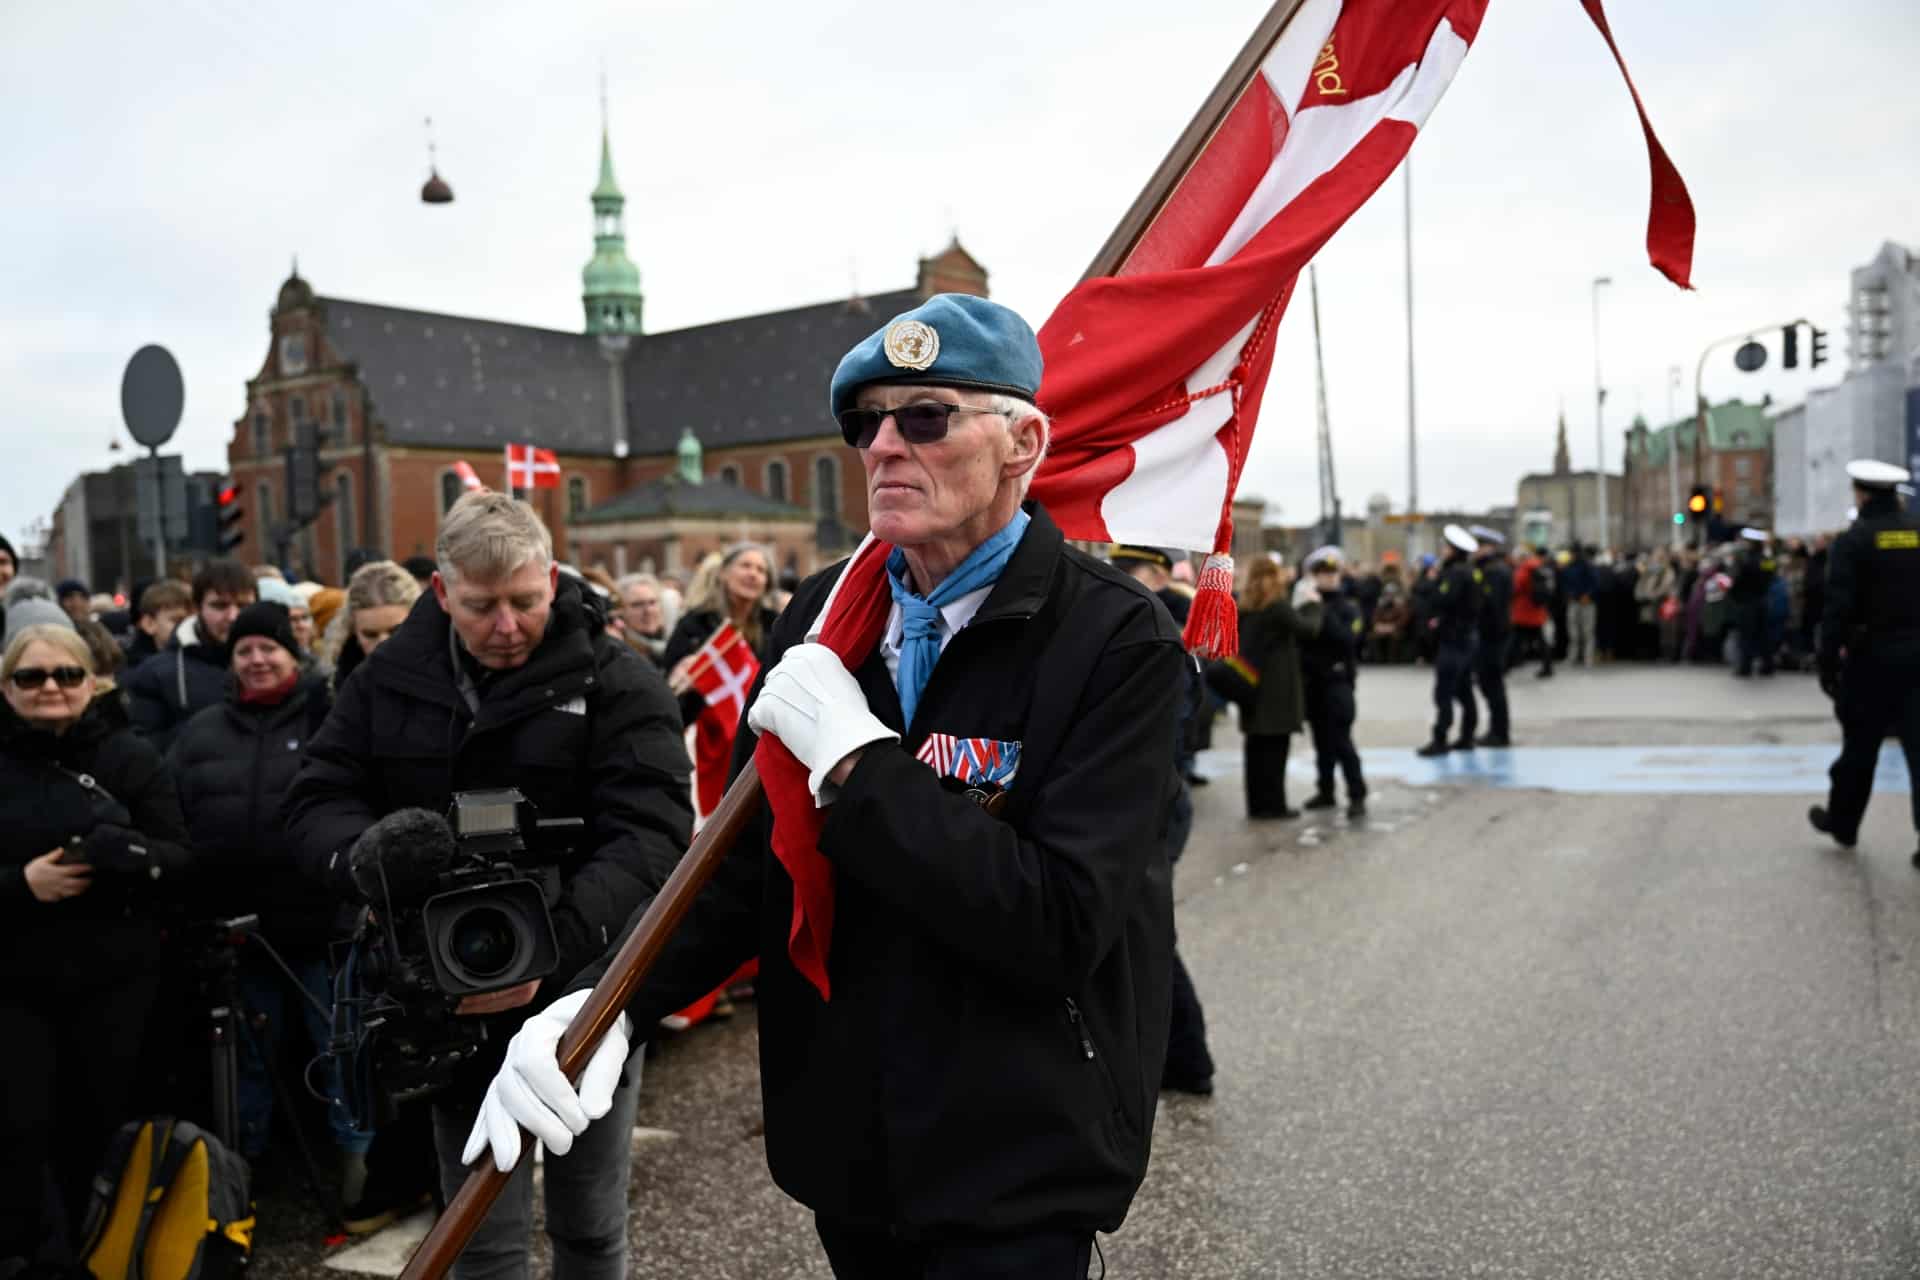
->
<box><xmin>829</xmin><ymin>293</ymin><xmax>1043</xmax><ymax>419</ymax></box>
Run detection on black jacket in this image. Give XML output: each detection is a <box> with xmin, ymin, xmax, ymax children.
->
<box><xmin>1822</xmin><ymin>493</ymin><xmax>1920</xmax><ymax>672</ymax></box>
<box><xmin>1730</xmin><ymin>546</ymin><xmax>1775</xmax><ymax>606</ymax></box>
<box><xmin>1475</xmin><ymin>556</ymin><xmax>1513</xmax><ymax>638</ymax></box>
<box><xmin>1430</xmin><ymin>556</ymin><xmax>1481</xmax><ymax>648</ymax></box>
<box><xmin>1300</xmin><ymin>591</ymin><xmax>1362</xmax><ymax>687</ymax></box>
<box><xmin>125</xmin><ymin>629</ymin><xmax>232</xmax><ymax>755</ymax></box>
<box><xmin>282</xmin><ymin>577</ymin><xmax>693</xmax><ymax>1006</ymax></box>
<box><xmin>169</xmin><ymin>676</ymin><xmax>343</xmax><ymax>950</ymax></box>
<box><xmin>574</xmin><ymin>504</ymin><xmax>1182</xmax><ymax>1238</ymax></box>
<box><xmin>0</xmin><ymin>701</ymin><xmax>192</xmax><ymax>985</ymax></box>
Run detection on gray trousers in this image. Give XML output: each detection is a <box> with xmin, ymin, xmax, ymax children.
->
<box><xmin>431</xmin><ymin>1048</ymin><xmax>645</xmax><ymax>1280</ymax></box>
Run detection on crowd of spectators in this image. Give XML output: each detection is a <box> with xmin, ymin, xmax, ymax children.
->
<box><xmin>1325</xmin><ymin>535</ymin><xmax>1829</xmax><ymax>675</ymax></box>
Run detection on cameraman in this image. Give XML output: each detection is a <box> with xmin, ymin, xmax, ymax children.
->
<box><xmin>285</xmin><ymin>493</ymin><xmax>692</xmax><ymax>1279</ymax></box>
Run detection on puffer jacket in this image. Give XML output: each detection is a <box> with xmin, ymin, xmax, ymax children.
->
<box><xmin>169</xmin><ymin>675</ymin><xmax>345</xmax><ymax>949</ymax></box>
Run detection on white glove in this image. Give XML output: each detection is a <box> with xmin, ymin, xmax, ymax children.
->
<box><xmin>460</xmin><ymin>989</ymin><xmax>631</xmax><ymax>1173</ymax></box>
<box><xmin>1292</xmin><ymin>579</ymin><xmax>1322</xmax><ymax>608</ymax></box>
<box><xmin>746</xmin><ymin>642</ymin><xmax>899</xmax><ymax>798</ymax></box>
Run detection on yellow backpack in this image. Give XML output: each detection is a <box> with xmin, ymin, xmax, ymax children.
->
<box><xmin>78</xmin><ymin>1118</ymin><xmax>254</xmax><ymax>1280</ymax></box>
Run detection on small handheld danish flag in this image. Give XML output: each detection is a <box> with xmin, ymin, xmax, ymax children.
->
<box><xmin>505</xmin><ymin>443</ymin><xmax>561</xmax><ymax>490</ymax></box>
<box><xmin>687</xmin><ymin>623</ymin><xmax>759</xmax><ymax>727</ymax></box>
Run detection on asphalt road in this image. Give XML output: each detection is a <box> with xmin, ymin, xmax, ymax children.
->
<box><xmin>286</xmin><ymin>662</ymin><xmax>1920</xmax><ymax>1279</ymax></box>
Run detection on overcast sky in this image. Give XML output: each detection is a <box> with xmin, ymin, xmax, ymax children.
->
<box><xmin>3</xmin><ymin>0</ymin><xmax>1915</xmax><ymax>557</ymax></box>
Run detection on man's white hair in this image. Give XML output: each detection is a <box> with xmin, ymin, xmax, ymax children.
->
<box><xmin>986</xmin><ymin>394</ymin><xmax>1050</xmax><ymax>500</ymax></box>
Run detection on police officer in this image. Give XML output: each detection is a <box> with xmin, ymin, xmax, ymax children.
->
<box><xmin>1731</xmin><ymin>527</ymin><xmax>1777</xmax><ymax>677</ymax></box>
<box><xmin>1299</xmin><ymin>546</ymin><xmax>1367</xmax><ymax>815</ymax></box>
<box><xmin>1468</xmin><ymin>525</ymin><xmax>1513</xmax><ymax>747</ymax></box>
<box><xmin>1809</xmin><ymin>460</ymin><xmax>1920</xmax><ymax>865</ymax></box>
<box><xmin>1417</xmin><ymin>525</ymin><xmax>1482</xmax><ymax>757</ymax></box>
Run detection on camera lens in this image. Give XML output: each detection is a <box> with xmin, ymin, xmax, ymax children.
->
<box><xmin>449</xmin><ymin>907</ymin><xmax>517</xmax><ymax>980</ymax></box>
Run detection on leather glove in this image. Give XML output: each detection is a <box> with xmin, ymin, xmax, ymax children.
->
<box><xmin>460</xmin><ymin>989</ymin><xmax>631</xmax><ymax>1173</ymax></box>
<box><xmin>74</xmin><ymin>824</ymin><xmax>163</xmax><ymax>879</ymax></box>
<box><xmin>747</xmin><ymin>643</ymin><xmax>899</xmax><ymax>797</ymax></box>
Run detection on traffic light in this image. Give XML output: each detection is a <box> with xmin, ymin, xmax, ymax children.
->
<box><xmin>217</xmin><ymin>479</ymin><xmax>245</xmax><ymax>551</ymax></box>
<box><xmin>1672</xmin><ymin>511</ymin><xmax>1686</xmax><ymax>527</ymax></box>
<box><xmin>1782</xmin><ymin>324</ymin><xmax>1799</xmax><ymax>369</ymax></box>
<box><xmin>1810</xmin><ymin>326</ymin><xmax>1829</xmax><ymax>368</ymax></box>
<box><xmin>1687</xmin><ymin>485</ymin><xmax>1711</xmax><ymax>520</ymax></box>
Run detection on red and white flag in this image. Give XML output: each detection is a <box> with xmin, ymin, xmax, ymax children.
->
<box><xmin>687</xmin><ymin>623</ymin><xmax>762</xmax><ymax>818</ymax></box>
<box><xmin>687</xmin><ymin>623</ymin><xmax>759</xmax><ymax>726</ymax></box>
<box><xmin>451</xmin><ymin>460</ymin><xmax>486</xmax><ymax>493</ymax></box>
<box><xmin>505</xmin><ymin>443</ymin><xmax>561</xmax><ymax>490</ymax></box>
<box><xmin>1030</xmin><ymin>0</ymin><xmax>1694</xmax><ymax>654</ymax></box>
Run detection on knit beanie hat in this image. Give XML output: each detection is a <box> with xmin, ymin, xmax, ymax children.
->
<box><xmin>229</xmin><ymin>601</ymin><xmax>300</xmax><ymax>657</ymax></box>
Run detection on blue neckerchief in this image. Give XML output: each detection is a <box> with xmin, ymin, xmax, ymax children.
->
<box><xmin>886</xmin><ymin>509</ymin><xmax>1030</xmax><ymax>728</ymax></box>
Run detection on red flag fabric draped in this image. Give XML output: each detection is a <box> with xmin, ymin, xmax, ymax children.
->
<box><xmin>752</xmin><ymin>535</ymin><xmax>894</xmax><ymax>999</ymax></box>
<box><xmin>1030</xmin><ymin>0</ymin><xmax>1694</xmax><ymax>656</ymax></box>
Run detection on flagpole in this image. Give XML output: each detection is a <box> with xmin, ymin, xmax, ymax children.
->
<box><xmin>1080</xmin><ymin>0</ymin><xmax>1312</xmax><ymax>280</ymax></box>
<box><xmin>1405</xmin><ymin>158</ymin><xmax>1418</xmax><ymax>530</ymax></box>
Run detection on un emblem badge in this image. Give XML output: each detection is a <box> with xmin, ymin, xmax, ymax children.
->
<box><xmin>884</xmin><ymin>320</ymin><xmax>940</xmax><ymax>371</ymax></box>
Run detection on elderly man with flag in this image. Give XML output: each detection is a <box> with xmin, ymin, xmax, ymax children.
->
<box><xmin>462</xmin><ymin>294</ymin><xmax>1184</xmax><ymax>1277</ymax></box>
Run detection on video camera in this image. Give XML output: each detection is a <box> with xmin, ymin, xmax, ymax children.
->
<box><xmin>341</xmin><ymin>789</ymin><xmax>584</xmax><ymax>1114</ymax></box>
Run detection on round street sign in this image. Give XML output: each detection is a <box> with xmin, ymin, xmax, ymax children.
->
<box><xmin>121</xmin><ymin>344</ymin><xmax>184</xmax><ymax>448</ymax></box>
<box><xmin>1733</xmin><ymin>340</ymin><xmax>1768</xmax><ymax>373</ymax></box>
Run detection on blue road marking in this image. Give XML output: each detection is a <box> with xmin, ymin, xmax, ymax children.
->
<box><xmin>1195</xmin><ymin>743</ymin><xmax>1913</xmax><ymax>796</ymax></box>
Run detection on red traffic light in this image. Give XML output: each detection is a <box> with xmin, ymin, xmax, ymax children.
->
<box><xmin>217</xmin><ymin>482</ymin><xmax>239</xmax><ymax>507</ymax></box>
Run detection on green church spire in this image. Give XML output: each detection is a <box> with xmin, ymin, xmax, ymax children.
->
<box><xmin>583</xmin><ymin>93</ymin><xmax>643</xmax><ymax>337</ymax></box>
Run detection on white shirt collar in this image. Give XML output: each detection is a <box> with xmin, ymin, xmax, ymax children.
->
<box><xmin>879</xmin><ymin>584</ymin><xmax>995</xmax><ymax>673</ymax></box>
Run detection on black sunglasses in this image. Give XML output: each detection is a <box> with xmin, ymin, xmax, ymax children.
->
<box><xmin>10</xmin><ymin>666</ymin><xmax>88</xmax><ymax>690</ymax></box>
<box><xmin>837</xmin><ymin>402</ymin><xmax>1003</xmax><ymax>449</ymax></box>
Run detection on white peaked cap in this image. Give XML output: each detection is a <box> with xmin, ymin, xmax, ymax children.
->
<box><xmin>1846</xmin><ymin>459</ymin><xmax>1910</xmax><ymax>488</ymax></box>
<box><xmin>1305</xmin><ymin>545</ymin><xmax>1343</xmax><ymax>570</ymax></box>
<box><xmin>1739</xmin><ymin>527</ymin><xmax>1769</xmax><ymax>542</ymax></box>
<box><xmin>1443</xmin><ymin>524</ymin><xmax>1479</xmax><ymax>553</ymax></box>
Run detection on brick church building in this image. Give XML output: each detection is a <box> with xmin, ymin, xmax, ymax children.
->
<box><xmin>226</xmin><ymin>119</ymin><xmax>991</xmax><ymax>583</ymax></box>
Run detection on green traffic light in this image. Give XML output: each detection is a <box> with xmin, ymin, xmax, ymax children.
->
<box><xmin>1672</xmin><ymin>512</ymin><xmax>1686</xmax><ymax>525</ymax></box>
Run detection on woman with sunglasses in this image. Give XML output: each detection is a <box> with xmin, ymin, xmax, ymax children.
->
<box><xmin>0</xmin><ymin>623</ymin><xmax>192</xmax><ymax>1269</ymax></box>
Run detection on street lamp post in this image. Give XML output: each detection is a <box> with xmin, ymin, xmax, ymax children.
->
<box><xmin>1666</xmin><ymin>366</ymin><xmax>1683</xmax><ymax>549</ymax></box>
<box><xmin>1591</xmin><ymin>276</ymin><xmax>1612</xmax><ymax>552</ymax></box>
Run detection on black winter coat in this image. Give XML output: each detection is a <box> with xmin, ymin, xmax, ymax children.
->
<box><xmin>169</xmin><ymin>676</ymin><xmax>343</xmax><ymax>949</ymax></box>
<box><xmin>1476</xmin><ymin>556</ymin><xmax>1514</xmax><ymax>639</ymax></box>
<box><xmin>1300</xmin><ymin>592</ymin><xmax>1362</xmax><ymax>687</ymax></box>
<box><xmin>572</xmin><ymin>504</ymin><xmax>1182</xmax><ymax>1239</ymax></box>
<box><xmin>1430</xmin><ymin>556</ymin><xmax>1481</xmax><ymax>648</ymax></box>
<box><xmin>0</xmin><ymin>701</ymin><xmax>192</xmax><ymax>985</ymax></box>
<box><xmin>1238</xmin><ymin>595</ymin><xmax>1318</xmax><ymax>735</ymax></box>
<box><xmin>125</xmin><ymin>633</ymin><xmax>232</xmax><ymax>755</ymax></box>
<box><xmin>282</xmin><ymin>578</ymin><xmax>693</xmax><ymax>1011</ymax></box>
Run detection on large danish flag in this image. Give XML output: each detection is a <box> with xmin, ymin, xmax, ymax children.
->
<box><xmin>688</xmin><ymin>622</ymin><xmax>761</xmax><ymax>818</ymax></box>
<box><xmin>505</xmin><ymin>443</ymin><xmax>561</xmax><ymax>490</ymax></box>
<box><xmin>1030</xmin><ymin>0</ymin><xmax>1693</xmax><ymax>645</ymax></box>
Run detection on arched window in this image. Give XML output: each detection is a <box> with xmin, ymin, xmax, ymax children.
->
<box><xmin>813</xmin><ymin>455</ymin><xmax>840</xmax><ymax>517</ymax></box>
<box><xmin>765</xmin><ymin>458</ymin><xmax>788</xmax><ymax>503</ymax></box>
<box><xmin>440</xmin><ymin>470</ymin><xmax>463</xmax><ymax>514</ymax></box>
<box><xmin>334</xmin><ymin>472</ymin><xmax>356</xmax><ymax>579</ymax></box>
<box><xmin>252</xmin><ymin>413</ymin><xmax>271</xmax><ymax>457</ymax></box>
<box><xmin>717</xmin><ymin>464</ymin><xmax>741</xmax><ymax>488</ymax></box>
<box><xmin>567</xmin><ymin>475</ymin><xmax>589</xmax><ymax>518</ymax></box>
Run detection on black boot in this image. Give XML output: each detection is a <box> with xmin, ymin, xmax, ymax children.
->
<box><xmin>1808</xmin><ymin>805</ymin><xmax>1856</xmax><ymax>850</ymax></box>
<box><xmin>1449</xmin><ymin>736</ymin><xmax>1477</xmax><ymax>752</ymax></box>
<box><xmin>1415</xmin><ymin>739</ymin><xmax>1449</xmax><ymax>758</ymax></box>
<box><xmin>1303</xmin><ymin>790</ymin><xmax>1337</xmax><ymax>810</ymax></box>
<box><xmin>1346</xmin><ymin>794</ymin><xmax>1367</xmax><ymax>818</ymax></box>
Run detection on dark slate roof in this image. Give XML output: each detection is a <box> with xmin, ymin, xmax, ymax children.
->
<box><xmin>573</xmin><ymin>472</ymin><xmax>814</xmax><ymax>525</ymax></box>
<box><xmin>319</xmin><ymin>297</ymin><xmax>615</xmax><ymax>453</ymax></box>
<box><xmin>622</xmin><ymin>288</ymin><xmax>921</xmax><ymax>454</ymax></box>
<box><xmin>320</xmin><ymin>287</ymin><xmax>922</xmax><ymax>459</ymax></box>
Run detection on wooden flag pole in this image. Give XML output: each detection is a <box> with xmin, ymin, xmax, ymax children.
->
<box><xmin>398</xmin><ymin>763</ymin><xmax>767</xmax><ymax>1280</ymax></box>
<box><xmin>1080</xmin><ymin>0</ymin><xmax>1311</xmax><ymax>282</ymax></box>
